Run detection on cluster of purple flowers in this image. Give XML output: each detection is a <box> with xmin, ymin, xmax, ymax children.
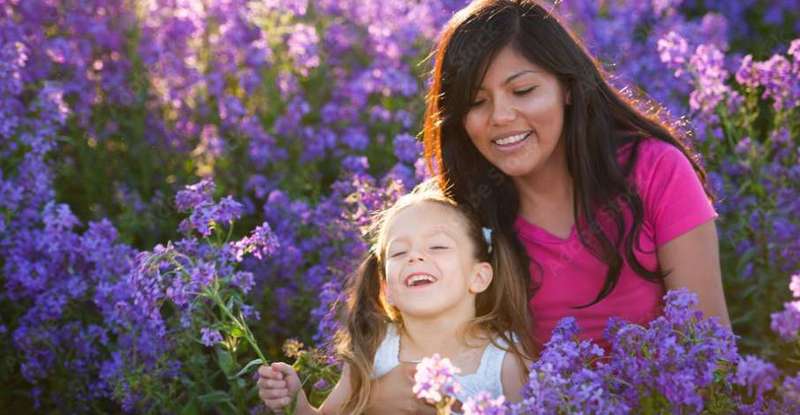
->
<box><xmin>771</xmin><ymin>274</ymin><xmax>800</xmax><ymax>340</ymax></box>
<box><xmin>419</xmin><ymin>288</ymin><xmax>800</xmax><ymax>414</ymax></box>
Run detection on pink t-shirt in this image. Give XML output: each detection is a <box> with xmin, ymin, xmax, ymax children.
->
<box><xmin>514</xmin><ymin>138</ymin><xmax>717</xmax><ymax>348</ymax></box>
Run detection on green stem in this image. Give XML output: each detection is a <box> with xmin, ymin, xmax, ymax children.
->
<box><xmin>210</xmin><ymin>289</ymin><xmax>267</xmax><ymax>363</ymax></box>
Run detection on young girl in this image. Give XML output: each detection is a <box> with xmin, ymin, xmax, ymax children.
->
<box><xmin>257</xmin><ymin>179</ymin><xmax>535</xmax><ymax>414</ymax></box>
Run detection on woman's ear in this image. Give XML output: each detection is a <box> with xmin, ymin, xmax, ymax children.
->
<box><xmin>469</xmin><ymin>262</ymin><xmax>494</xmax><ymax>294</ymax></box>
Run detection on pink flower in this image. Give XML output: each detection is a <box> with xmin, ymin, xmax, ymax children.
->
<box><xmin>413</xmin><ymin>354</ymin><xmax>462</xmax><ymax>404</ymax></box>
<box><xmin>789</xmin><ymin>274</ymin><xmax>800</xmax><ymax>298</ymax></box>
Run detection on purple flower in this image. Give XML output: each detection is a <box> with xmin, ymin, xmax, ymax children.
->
<box><xmin>200</xmin><ymin>328</ymin><xmax>223</xmax><ymax>347</ymax></box>
<box><xmin>789</xmin><ymin>38</ymin><xmax>800</xmax><ymax>60</ymax></box>
<box><xmin>190</xmin><ymin>261</ymin><xmax>216</xmax><ymax>288</ymax></box>
<box><xmin>287</xmin><ymin>24</ymin><xmax>320</xmax><ymax>76</ymax></box>
<box><xmin>229</xmin><ymin>222</ymin><xmax>279</xmax><ymax>262</ymax></box>
<box><xmin>175</xmin><ymin>180</ymin><xmax>215</xmax><ymax>212</ymax></box>
<box><xmin>231</xmin><ymin>271</ymin><xmax>255</xmax><ymax>294</ymax></box>
<box><xmin>393</xmin><ymin>133</ymin><xmax>422</xmax><ymax>164</ymax></box>
<box><xmin>43</xmin><ymin>202</ymin><xmax>80</xmax><ymax>232</ymax></box>
<box><xmin>657</xmin><ymin>31</ymin><xmax>689</xmax><ymax>77</ymax></box>
<box><xmin>413</xmin><ymin>354</ymin><xmax>462</xmax><ymax>404</ymax></box>
<box><xmin>735</xmin><ymin>54</ymin><xmax>760</xmax><ymax>88</ymax></box>
<box><xmin>313</xmin><ymin>378</ymin><xmax>329</xmax><ymax>390</ymax></box>
<box><xmin>734</xmin><ymin>355</ymin><xmax>780</xmax><ymax>396</ymax></box>
<box><xmin>688</xmin><ymin>44</ymin><xmax>730</xmax><ymax>113</ymax></box>
<box><xmin>183</xmin><ymin>196</ymin><xmax>244</xmax><ymax>236</ymax></box>
<box><xmin>771</xmin><ymin>301</ymin><xmax>800</xmax><ymax>340</ymax></box>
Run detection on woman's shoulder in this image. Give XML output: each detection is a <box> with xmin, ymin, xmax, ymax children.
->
<box><xmin>619</xmin><ymin>136</ymin><xmax>688</xmax><ymax>167</ymax></box>
<box><xmin>619</xmin><ymin>137</ymin><xmax>697</xmax><ymax>185</ymax></box>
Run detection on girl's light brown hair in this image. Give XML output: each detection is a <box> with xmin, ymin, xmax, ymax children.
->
<box><xmin>333</xmin><ymin>178</ymin><xmax>535</xmax><ymax>414</ymax></box>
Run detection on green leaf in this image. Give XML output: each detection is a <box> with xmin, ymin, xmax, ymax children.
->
<box><xmin>230</xmin><ymin>326</ymin><xmax>245</xmax><ymax>338</ymax></box>
<box><xmin>180</xmin><ymin>398</ymin><xmax>201</xmax><ymax>415</ymax></box>
<box><xmin>230</xmin><ymin>358</ymin><xmax>264</xmax><ymax>380</ymax></box>
<box><xmin>216</xmin><ymin>348</ymin><xmax>236</xmax><ymax>377</ymax></box>
<box><xmin>197</xmin><ymin>390</ymin><xmax>232</xmax><ymax>406</ymax></box>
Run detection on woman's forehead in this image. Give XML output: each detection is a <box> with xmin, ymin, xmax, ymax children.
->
<box><xmin>478</xmin><ymin>46</ymin><xmax>545</xmax><ymax>86</ymax></box>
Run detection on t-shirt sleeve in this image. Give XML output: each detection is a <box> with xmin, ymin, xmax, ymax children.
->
<box><xmin>637</xmin><ymin>141</ymin><xmax>718</xmax><ymax>247</ymax></box>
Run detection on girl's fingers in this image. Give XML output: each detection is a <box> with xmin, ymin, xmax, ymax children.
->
<box><xmin>270</xmin><ymin>361</ymin><xmax>295</xmax><ymax>376</ymax></box>
<box><xmin>263</xmin><ymin>397</ymin><xmax>291</xmax><ymax>409</ymax></box>
<box><xmin>259</xmin><ymin>387</ymin><xmax>289</xmax><ymax>400</ymax></box>
<box><xmin>258</xmin><ymin>364</ymin><xmax>285</xmax><ymax>380</ymax></box>
<box><xmin>257</xmin><ymin>377</ymin><xmax>287</xmax><ymax>389</ymax></box>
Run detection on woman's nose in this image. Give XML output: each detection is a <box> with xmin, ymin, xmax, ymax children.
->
<box><xmin>490</xmin><ymin>99</ymin><xmax>516</xmax><ymax>125</ymax></box>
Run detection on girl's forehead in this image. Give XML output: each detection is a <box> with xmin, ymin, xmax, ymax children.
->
<box><xmin>383</xmin><ymin>202</ymin><xmax>468</xmax><ymax>240</ymax></box>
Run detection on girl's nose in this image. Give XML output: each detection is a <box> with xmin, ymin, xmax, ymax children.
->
<box><xmin>407</xmin><ymin>251</ymin><xmax>424</xmax><ymax>263</ymax></box>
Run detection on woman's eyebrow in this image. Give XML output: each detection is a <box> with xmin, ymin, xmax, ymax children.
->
<box><xmin>478</xmin><ymin>69</ymin><xmax>537</xmax><ymax>90</ymax></box>
<box><xmin>503</xmin><ymin>69</ymin><xmax>537</xmax><ymax>84</ymax></box>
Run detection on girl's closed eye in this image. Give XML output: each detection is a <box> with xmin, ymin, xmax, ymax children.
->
<box><xmin>389</xmin><ymin>250</ymin><xmax>406</xmax><ymax>258</ymax></box>
<box><xmin>430</xmin><ymin>245</ymin><xmax>450</xmax><ymax>250</ymax></box>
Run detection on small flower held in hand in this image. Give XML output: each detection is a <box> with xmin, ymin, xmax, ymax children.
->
<box><xmin>463</xmin><ymin>391</ymin><xmax>507</xmax><ymax>415</ymax></box>
<box><xmin>413</xmin><ymin>354</ymin><xmax>462</xmax><ymax>414</ymax></box>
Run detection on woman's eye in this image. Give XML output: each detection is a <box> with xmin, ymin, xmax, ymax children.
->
<box><xmin>469</xmin><ymin>99</ymin><xmax>485</xmax><ymax>107</ymax></box>
<box><xmin>513</xmin><ymin>86</ymin><xmax>536</xmax><ymax>95</ymax></box>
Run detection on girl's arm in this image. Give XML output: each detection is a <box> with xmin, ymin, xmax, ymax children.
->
<box><xmin>316</xmin><ymin>364</ymin><xmax>351</xmax><ymax>415</ymax></box>
<box><xmin>500</xmin><ymin>353</ymin><xmax>531</xmax><ymax>403</ymax></box>
<box><xmin>658</xmin><ymin>220</ymin><xmax>731</xmax><ymax>326</ymax></box>
<box><xmin>257</xmin><ymin>363</ymin><xmax>352</xmax><ymax>415</ymax></box>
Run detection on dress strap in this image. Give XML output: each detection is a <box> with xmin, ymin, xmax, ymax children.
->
<box><xmin>371</xmin><ymin>324</ymin><xmax>400</xmax><ymax>379</ymax></box>
<box><xmin>477</xmin><ymin>337</ymin><xmax>508</xmax><ymax>389</ymax></box>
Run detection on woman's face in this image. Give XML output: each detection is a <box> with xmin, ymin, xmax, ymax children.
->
<box><xmin>463</xmin><ymin>44</ymin><xmax>568</xmax><ymax>178</ymax></box>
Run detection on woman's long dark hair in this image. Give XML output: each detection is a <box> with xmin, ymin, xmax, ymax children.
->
<box><xmin>422</xmin><ymin>0</ymin><xmax>713</xmax><ymax>308</ymax></box>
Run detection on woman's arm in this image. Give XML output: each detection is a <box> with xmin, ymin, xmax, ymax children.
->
<box><xmin>658</xmin><ymin>220</ymin><xmax>731</xmax><ymax>326</ymax></box>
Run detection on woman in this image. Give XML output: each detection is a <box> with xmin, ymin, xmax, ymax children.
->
<box><xmin>368</xmin><ymin>0</ymin><xmax>730</xmax><ymax>412</ymax></box>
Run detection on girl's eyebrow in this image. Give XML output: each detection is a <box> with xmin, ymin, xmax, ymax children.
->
<box><xmin>478</xmin><ymin>69</ymin><xmax>538</xmax><ymax>90</ymax></box>
<box><xmin>385</xmin><ymin>226</ymin><xmax>458</xmax><ymax>247</ymax></box>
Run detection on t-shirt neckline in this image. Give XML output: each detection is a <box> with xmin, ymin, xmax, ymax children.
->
<box><xmin>514</xmin><ymin>215</ymin><xmax>577</xmax><ymax>244</ymax></box>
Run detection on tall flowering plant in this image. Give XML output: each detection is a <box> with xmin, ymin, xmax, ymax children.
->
<box><xmin>658</xmin><ymin>33</ymin><xmax>800</xmax><ymax>363</ymax></box>
<box><xmin>101</xmin><ymin>179</ymin><xmax>280</xmax><ymax>413</ymax></box>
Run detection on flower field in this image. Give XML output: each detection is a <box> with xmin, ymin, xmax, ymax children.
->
<box><xmin>1</xmin><ymin>0</ymin><xmax>799</xmax><ymax>413</ymax></box>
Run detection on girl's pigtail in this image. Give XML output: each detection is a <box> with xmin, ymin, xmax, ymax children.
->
<box><xmin>335</xmin><ymin>250</ymin><xmax>390</xmax><ymax>414</ymax></box>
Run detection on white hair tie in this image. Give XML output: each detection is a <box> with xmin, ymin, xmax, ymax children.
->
<box><xmin>482</xmin><ymin>227</ymin><xmax>493</xmax><ymax>254</ymax></box>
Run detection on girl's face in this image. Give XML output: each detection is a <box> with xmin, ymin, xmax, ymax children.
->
<box><xmin>463</xmin><ymin>44</ymin><xmax>569</xmax><ymax>178</ymax></box>
<box><xmin>382</xmin><ymin>202</ymin><xmax>492</xmax><ymax>319</ymax></box>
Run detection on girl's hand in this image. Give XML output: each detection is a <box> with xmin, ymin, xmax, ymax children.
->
<box><xmin>364</xmin><ymin>363</ymin><xmax>436</xmax><ymax>415</ymax></box>
<box><xmin>257</xmin><ymin>362</ymin><xmax>308</xmax><ymax>413</ymax></box>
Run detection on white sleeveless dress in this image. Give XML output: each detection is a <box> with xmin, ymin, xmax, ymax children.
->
<box><xmin>372</xmin><ymin>324</ymin><xmax>509</xmax><ymax>404</ymax></box>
